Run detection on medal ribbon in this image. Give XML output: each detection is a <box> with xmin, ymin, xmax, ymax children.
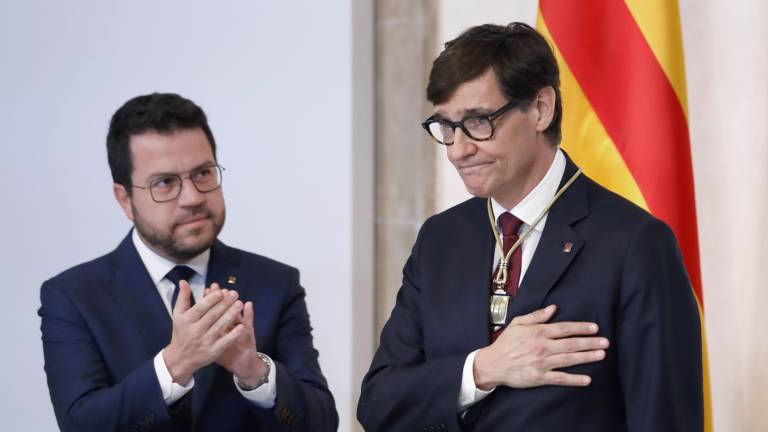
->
<box><xmin>487</xmin><ymin>169</ymin><xmax>582</xmax><ymax>295</ymax></box>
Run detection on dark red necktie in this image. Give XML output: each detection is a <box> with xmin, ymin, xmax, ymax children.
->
<box><xmin>491</xmin><ymin>212</ymin><xmax>523</xmax><ymax>340</ymax></box>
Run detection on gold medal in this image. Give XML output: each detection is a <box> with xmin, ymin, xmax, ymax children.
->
<box><xmin>490</xmin><ymin>289</ymin><xmax>510</xmax><ymax>330</ymax></box>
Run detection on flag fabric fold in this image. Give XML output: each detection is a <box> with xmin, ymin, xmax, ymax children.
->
<box><xmin>537</xmin><ymin>1</ymin><xmax>711</xmax><ymax>430</ymax></box>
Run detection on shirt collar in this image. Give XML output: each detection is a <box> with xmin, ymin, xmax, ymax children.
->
<box><xmin>491</xmin><ymin>148</ymin><xmax>566</xmax><ymax>231</ymax></box>
<box><xmin>131</xmin><ymin>228</ymin><xmax>210</xmax><ymax>285</ymax></box>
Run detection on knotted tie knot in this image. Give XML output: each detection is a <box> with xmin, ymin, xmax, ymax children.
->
<box><xmin>166</xmin><ymin>265</ymin><xmax>197</xmax><ymax>309</ymax></box>
<box><xmin>498</xmin><ymin>212</ymin><xmax>523</xmax><ymax>241</ymax></box>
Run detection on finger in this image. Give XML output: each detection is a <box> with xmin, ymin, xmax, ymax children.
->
<box><xmin>510</xmin><ymin>304</ymin><xmax>557</xmax><ymax>326</ymax></box>
<box><xmin>203</xmin><ymin>283</ymin><xmax>222</xmax><ymax>298</ymax></box>
<box><xmin>548</xmin><ymin>337</ymin><xmax>609</xmax><ymax>354</ymax></box>
<box><xmin>542</xmin><ymin>322</ymin><xmax>599</xmax><ymax>339</ymax></box>
<box><xmin>216</xmin><ymin>302</ymin><xmax>254</xmax><ymax>346</ymax></box>
<box><xmin>541</xmin><ymin>371</ymin><xmax>591</xmax><ymax>387</ymax></box>
<box><xmin>243</xmin><ymin>301</ymin><xmax>255</xmax><ymax>338</ymax></box>
<box><xmin>173</xmin><ymin>280</ymin><xmax>193</xmax><ymax>317</ymax></box>
<box><xmin>185</xmin><ymin>289</ymin><xmax>225</xmax><ymax>322</ymax></box>
<box><xmin>197</xmin><ymin>289</ymin><xmax>239</xmax><ymax>329</ymax></box>
<box><xmin>544</xmin><ymin>350</ymin><xmax>606</xmax><ymax>370</ymax></box>
<box><xmin>219</xmin><ymin>288</ymin><xmax>232</xmax><ymax>301</ymax></box>
<box><xmin>212</xmin><ymin>323</ymin><xmax>245</xmax><ymax>352</ymax></box>
<box><xmin>207</xmin><ymin>300</ymin><xmax>244</xmax><ymax>338</ymax></box>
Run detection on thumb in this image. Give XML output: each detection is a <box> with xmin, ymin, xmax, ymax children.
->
<box><xmin>243</xmin><ymin>301</ymin><xmax>258</xmax><ymax>350</ymax></box>
<box><xmin>243</xmin><ymin>301</ymin><xmax>255</xmax><ymax>331</ymax></box>
<box><xmin>173</xmin><ymin>280</ymin><xmax>193</xmax><ymax>316</ymax></box>
<box><xmin>511</xmin><ymin>304</ymin><xmax>556</xmax><ymax>326</ymax></box>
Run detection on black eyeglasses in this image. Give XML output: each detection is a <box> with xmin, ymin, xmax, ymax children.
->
<box><xmin>421</xmin><ymin>100</ymin><xmax>519</xmax><ymax>145</ymax></box>
<box><xmin>131</xmin><ymin>164</ymin><xmax>225</xmax><ymax>203</ymax></box>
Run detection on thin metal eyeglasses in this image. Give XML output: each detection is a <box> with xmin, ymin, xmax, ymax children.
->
<box><xmin>421</xmin><ymin>99</ymin><xmax>520</xmax><ymax>145</ymax></box>
<box><xmin>131</xmin><ymin>164</ymin><xmax>225</xmax><ymax>203</ymax></box>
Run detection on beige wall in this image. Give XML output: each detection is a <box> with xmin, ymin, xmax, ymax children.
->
<box><xmin>680</xmin><ymin>1</ymin><xmax>768</xmax><ymax>430</ymax></box>
<box><xmin>375</xmin><ymin>0</ymin><xmax>438</xmax><ymax>334</ymax></box>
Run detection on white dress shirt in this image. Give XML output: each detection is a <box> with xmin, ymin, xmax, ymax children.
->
<box><xmin>458</xmin><ymin>148</ymin><xmax>566</xmax><ymax>412</ymax></box>
<box><xmin>131</xmin><ymin>229</ymin><xmax>277</xmax><ymax>408</ymax></box>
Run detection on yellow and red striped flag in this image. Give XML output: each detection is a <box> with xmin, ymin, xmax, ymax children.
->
<box><xmin>537</xmin><ymin>1</ymin><xmax>711</xmax><ymax>429</ymax></box>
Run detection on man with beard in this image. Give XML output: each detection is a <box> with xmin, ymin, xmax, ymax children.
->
<box><xmin>39</xmin><ymin>93</ymin><xmax>337</xmax><ymax>431</ymax></box>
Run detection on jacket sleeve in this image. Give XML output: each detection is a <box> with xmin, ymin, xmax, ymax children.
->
<box><xmin>358</xmin><ymin>220</ymin><xmax>467</xmax><ymax>432</ymax></box>
<box><xmin>39</xmin><ymin>279</ymin><xmax>172</xmax><ymax>432</ymax></box>
<box><xmin>246</xmin><ymin>268</ymin><xmax>338</xmax><ymax>431</ymax></box>
<box><xmin>618</xmin><ymin>218</ymin><xmax>704</xmax><ymax>431</ymax></box>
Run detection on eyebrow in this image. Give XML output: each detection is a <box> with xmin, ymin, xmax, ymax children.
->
<box><xmin>432</xmin><ymin>106</ymin><xmax>496</xmax><ymax>120</ymax></box>
<box><xmin>145</xmin><ymin>161</ymin><xmax>216</xmax><ymax>181</ymax></box>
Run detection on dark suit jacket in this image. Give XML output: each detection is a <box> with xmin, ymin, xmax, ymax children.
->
<box><xmin>39</xmin><ymin>234</ymin><xmax>338</xmax><ymax>431</ymax></box>
<box><xmin>358</xmin><ymin>157</ymin><xmax>703</xmax><ymax>431</ymax></box>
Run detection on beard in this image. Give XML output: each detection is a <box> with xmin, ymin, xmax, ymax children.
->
<box><xmin>132</xmin><ymin>204</ymin><xmax>226</xmax><ymax>261</ymax></box>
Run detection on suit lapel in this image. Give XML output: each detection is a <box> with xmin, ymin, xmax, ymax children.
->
<box><xmin>508</xmin><ymin>155</ymin><xmax>590</xmax><ymax>318</ymax></box>
<box><xmin>108</xmin><ymin>232</ymin><xmax>173</xmax><ymax>354</ymax></box>
<box><xmin>454</xmin><ymin>198</ymin><xmax>496</xmax><ymax>349</ymax></box>
<box><xmin>205</xmin><ymin>239</ymin><xmax>242</xmax><ymax>289</ymax></box>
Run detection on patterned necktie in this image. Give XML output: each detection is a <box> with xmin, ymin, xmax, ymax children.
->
<box><xmin>165</xmin><ymin>265</ymin><xmax>197</xmax><ymax>310</ymax></box>
<box><xmin>491</xmin><ymin>212</ymin><xmax>524</xmax><ymax>340</ymax></box>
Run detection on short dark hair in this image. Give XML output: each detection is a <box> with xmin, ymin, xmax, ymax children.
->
<box><xmin>426</xmin><ymin>22</ymin><xmax>562</xmax><ymax>144</ymax></box>
<box><xmin>106</xmin><ymin>92</ymin><xmax>217</xmax><ymax>192</ymax></box>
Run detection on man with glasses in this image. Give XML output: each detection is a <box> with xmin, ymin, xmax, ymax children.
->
<box><xmin>39</xmin><ymin>93</ymin><xmax>337</xmax><ymax>431</ymax></box>
<box><xmin>358</xmin><ymin>23</ymin><xmax>703</xmax><ymax>431</ymax></box>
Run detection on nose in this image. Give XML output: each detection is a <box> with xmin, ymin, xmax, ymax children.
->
<box><xmin>447</xmin><ymin>127</ymin><xmax>477</xmax><ymax>163</ymax></box>
<box><xmin>176</xmin><ymin>177</ymin><xmax>206</xmax><ymax>207</ymax></box>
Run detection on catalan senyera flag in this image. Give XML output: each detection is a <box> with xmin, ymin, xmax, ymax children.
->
<box><xmin>537</xmin><ymin>1</ymin><xmax>711</xmax><ymax>430</ymax></box>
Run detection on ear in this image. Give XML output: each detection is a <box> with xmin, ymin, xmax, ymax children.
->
<box><xmin>534</xmin><ymin>86</ymin><xmax>556</xmax><ymax>133</ymax></box>
<box><xmin>113</xmin><ymin>183</ymin><xmax>135</xmax><ymax>221</ymax></box>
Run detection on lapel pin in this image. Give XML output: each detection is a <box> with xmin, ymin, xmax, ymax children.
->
<box><xmin>563</xmin><ymin>242</ymin><xmax>573</xmax><ymax>253</ymax></box>
<box><xmin>227</xmin><ymin>276</ymin><xmax>237</xmax><ymax>285</ymax></box>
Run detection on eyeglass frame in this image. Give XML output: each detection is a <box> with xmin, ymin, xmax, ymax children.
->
<box><xmin>129</xmin><ymin>163</ymin><xmax>226</xmax><ymax>203</ymax></box>
<box><xmin>421</xmin><ymin>99</ymin><xmax>521</xmax><ymax>145</ymax></box>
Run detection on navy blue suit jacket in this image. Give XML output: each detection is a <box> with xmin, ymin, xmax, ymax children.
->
<box><xmin>39</xmin><ymin>234</ymin><xmax>337</xmax><ymax>431</ymax></box>
<box><xmin>358</xmin><ymin>157</ymin><xmax>703</xmax><ymax>431</ymax></box>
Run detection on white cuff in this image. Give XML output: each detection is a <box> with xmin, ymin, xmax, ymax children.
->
<box><xmin>154</xmin><ymin>351</ymin><xmax>194</xmax><ymax>405</ymax></box>
<box><xmin>458</xmin><ymin>349</ymin><xmax>495</xmax><ymax>412</ymax></box>
<box><xmin>233</xmin><ymin>353</ymin><xmax>277</xmax><ymax>408</ymax></box>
